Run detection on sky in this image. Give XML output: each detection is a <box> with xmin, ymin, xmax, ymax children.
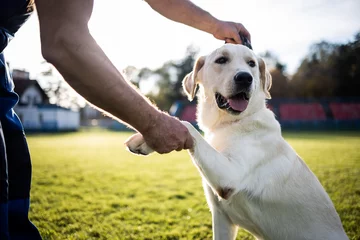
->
<box><xmin>4</xmin><ymin>0</ymin><xmax>360</xmax><ymax>80</ymax></box>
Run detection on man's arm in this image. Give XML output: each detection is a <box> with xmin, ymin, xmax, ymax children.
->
<box><xmin>145</xmin><ymin>0</ymin><xmax>251</xmax><ymax>44</ymax></box>
<box><xmin>35</xmin><ymin>0</ymin><xmax>193</xmax><ymax>153</ymax></box>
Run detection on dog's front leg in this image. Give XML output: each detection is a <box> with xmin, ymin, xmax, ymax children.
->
<box><xmin>125</xmin><ymin>121</ymin><xmax>244</xmax><ymax>200</ymax></box>
<box><xmin>204</xmin><ymin>183</ymin><xmax>238</xmax><ymax>240</ymax></box>
<box><xmin>213</xmin><ymin>209</ymin><xmax>238</xmax><ymax>240</ymax></box>
<box><xmin>181</xmin><ymin>122</ymin><xmax>244</xmax><ymax>200</ymax></box>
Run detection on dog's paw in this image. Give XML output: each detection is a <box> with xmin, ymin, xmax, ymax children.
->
<box><xmin>125</xmin><ymin>133</ymin><xmax>154</xmax><ymax>156</ymax></box>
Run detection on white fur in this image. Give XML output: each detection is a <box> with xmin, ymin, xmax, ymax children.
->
<box><xmin>125</xmin><ymin>44</ymin><xmax>348</xmax><ymax>240</ymax></box>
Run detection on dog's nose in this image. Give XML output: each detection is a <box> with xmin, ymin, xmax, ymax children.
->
<box><xmin>234</xmin><ymin>72</ymin><xmax>252</xmax><ymax>87</ymax></box>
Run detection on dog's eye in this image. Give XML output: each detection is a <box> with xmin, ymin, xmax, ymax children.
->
<box><xmin>215</xmin><ymin>57</ymin><xmax>228</xmax><ymax>64</ymax></box>
<box><xmin>248</xmin><ymin>60</ymin><xmax>256</xmax><ymax>68</ymax></box>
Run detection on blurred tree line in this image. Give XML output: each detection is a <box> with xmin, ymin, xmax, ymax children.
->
<box><xmin>39</xmin><ymin>32</ymin><xmax>359</xmax><ymax>111</ymax></box>
<box><xmin>261</xmin><ymin>31</ymin><xmax>360</xmax><ymax>98</ymax></box>
<box><xmin>38</xmin><ymin>63</ymin><xmax>84</xmax><ymax>110</ymax></box>
<box><xmin>290</xmin><ymin>31</ymin><xmax>360</xmax><ymax>98</ymax></box>
<box><xmin>124</xmin><ymin>45</ymin><xmax>198</xmax><ymax>110</ymax></box>
<box><xmin>126</xmin><ymin>32</ymin><xmax>359</xmax><ymax>111</ymax></box>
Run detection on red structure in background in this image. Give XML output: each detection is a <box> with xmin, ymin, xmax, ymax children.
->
<box><xmin>172</xmin><ymin>98</ymin><xmax>360</xmax><ymax>130</ymax></box>
<box><xmin>330</xmin><ymin>103</ymin><xmax>360</xmax><ymax>120</ymax></box>
<box><xmin>280</xmin><ymin>103</ymin><xmax>326</xmax><ymax>121</ymax></box>
<box><xmin>179</xmin><ymin>105</ymin><xmax>197</xmax><ymax>123</ymax></box>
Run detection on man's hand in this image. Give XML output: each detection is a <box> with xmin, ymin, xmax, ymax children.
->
<box><xmin>213</xmin><ymin>21</ymin><xmax>251</xmax><ymax>44</ymax></box>
<box><xmin>140</xmin><ymin>112</ymin><xmax>194</xmax><ymax>154</ymax></box>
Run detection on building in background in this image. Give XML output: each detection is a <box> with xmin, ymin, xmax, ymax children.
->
<box><xmin>80</xmin><ymin>103</ymin><xmax>133</xmax><ymax>131</ymax></box>
<box><xmin>80</xmin><ymin>104</ymin><xmax>115</xmax><ymax>128</ymax></box>
<box><xmin>13</xmin><ymin>69</ymin><xmax>80</xmax><ymax>131</ymax></box>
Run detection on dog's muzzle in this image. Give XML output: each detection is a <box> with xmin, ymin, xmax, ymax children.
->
<box><xmin>215</xmin><ymin>72</ymin><xmax>252</xmax><ymax>114</ymax></box>
<box><xmin>215</xmin><ymin>91</ymin><xmax>249</xmax><ymax>114</ymax></box>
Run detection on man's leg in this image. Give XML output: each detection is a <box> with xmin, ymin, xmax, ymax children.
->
<box><xmin>1</xmin><ymin>111</ymin><xmax>42</xmax><ymax>240</ymax></box>
<box><xmin>0</xmin><ymin>121</ymin><xmax>10</xmax><ymax>240</ymax></box>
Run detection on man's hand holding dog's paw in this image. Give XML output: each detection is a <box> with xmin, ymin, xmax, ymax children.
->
<box><xmin>125</xmin><ymin>114</ymin><xmax>194</xmax><ymax>155</ymax></box>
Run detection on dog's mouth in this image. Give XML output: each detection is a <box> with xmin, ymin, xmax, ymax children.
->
<box><xmin>215</xmin><ymin>92</ymin><xmax>249</xmax><ymax>114</ymax></box>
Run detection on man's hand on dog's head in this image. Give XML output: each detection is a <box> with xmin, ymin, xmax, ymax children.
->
<box><xmin>213</xmin><ymin>20</ymin><xmax>251</xmax><ymax>45</ymax></box>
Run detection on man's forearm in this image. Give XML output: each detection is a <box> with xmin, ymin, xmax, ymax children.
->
<box><xmin>36</xmin><ymin>0</ymin><xmax>161</xmax><ymax>134</ymax></box>
<box><xmin>35</xmin><ymin>0</ymin><xmax>195</xmax><ymax>154</ymax></box>
<box><xmin>145</xmin><ymin>0</ymin><xmax>219</xmax><ymax>35</ymax></box>
<box><xmin>42</xmin><ymin>29</ymin><xmax>160</xmax><ymax>133</ymax></box>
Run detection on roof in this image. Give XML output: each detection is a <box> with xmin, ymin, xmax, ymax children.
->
<box><xmin>13</xmin><ymin>77</ymin><xmax>49</xmax><ymax>103</ymax></box>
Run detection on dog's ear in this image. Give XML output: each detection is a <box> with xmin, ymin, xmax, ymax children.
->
<box><xmin>183</xmin><ymin>56</ymin><xmax>205</xmax><ymax>101</ymax></box>
<box><xmin>258</xmin><ymin>57</ymin><xmax>272</xmax><ymax>99</ymax></box>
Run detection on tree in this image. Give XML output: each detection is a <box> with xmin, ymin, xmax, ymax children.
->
<box><xmin>332</xmin><ymin>33</ymin><xmax>360</xmax><ymax>97</ymax></box>
<box><xmin>290</xmin><ymin>41</ymin><xmax>338</xmax><ymax>98</ymax></box>
<box><xmin>123</xmin><ymin>65</ymin><xmax>140</xmax><ymax>88</ymax></box>
<box><xmin>129</xmin><ymin>45</ymin><xmax>199</xmax><ymax>110</ymax></box>
<box><xmin>38</xmin><ymin>63</ymin><xmax>84</xmax><ymax>110</ymax></box>
<box><xmin>169</xmin><ymin>45</ymin><xmax>199</xmax><ymax>102</ymax></box>
<box><xmin>291</xmin><ymin>32</ymin><xmax>360</xmax><ymax>98</ymax></box>
<box><xmin>259</xmin><ymin>51</ymin><xmax>290</xmax><ymax>98</ymax></box>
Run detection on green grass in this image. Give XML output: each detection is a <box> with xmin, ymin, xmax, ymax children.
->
<box><xmin>27</xmin><ymin>130</ymin><xmax>360</xmax><ymax>240</ymax></box>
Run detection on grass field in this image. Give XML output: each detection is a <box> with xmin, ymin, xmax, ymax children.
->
<box><xmin>27</xmin><ymin>129</ymin><xmax>360</xmax><ymax>240</ymax></box>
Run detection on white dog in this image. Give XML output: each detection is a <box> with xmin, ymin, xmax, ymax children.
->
<box><xmin>125</xmin><ymin>44</ymin><xmax>348</xmax><ymax>240</ymax></box>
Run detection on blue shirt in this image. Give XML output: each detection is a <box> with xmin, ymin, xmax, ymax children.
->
<box><xmin>0</xmin><ymin>0</ymin><xmax>34</xmax><ymax>131</ymax></box>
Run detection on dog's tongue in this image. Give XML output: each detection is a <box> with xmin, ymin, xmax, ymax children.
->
<box><xmin>228</xmin><ymin>95</ymin><xmax>248</xmax><ymax>112</ymax></box>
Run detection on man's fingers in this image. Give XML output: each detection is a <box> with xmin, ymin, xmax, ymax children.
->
<box><xmin>234</xmin><ymin>22</ymin><xmax>251</xmax><ymax>43</ymax></box>
<box><xmin>232</xmin><ymin>32</ymin><xmax>242</xmax><ymax>44</ymax></box>
<box><xmin>225</xmin><ymin>38</ymin><xmax>237</xmax><ymax>44</ymax></box>
<box><xmin>184</xmin><ymin>135</ymin><xmax>194</xmax><ymax>150</ymax></box>
<box><xmin>140</xmin><ymin>116</ymin><xmax>195</xmax><ymax>154</ymax></box>
<box><xmin>238</xmin><ymin>27</ymin><xmax>251</xmax><ymax>42</ymax></box>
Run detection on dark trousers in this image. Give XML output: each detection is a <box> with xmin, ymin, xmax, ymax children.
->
<box><xmin>1</xmin><ymin>1</ymin><xmax>40</xmax><ymax>237</ymax></box>
<box><xmin>0</xmin><ymin>120</ymin><xmax>41</xmax><ymax>240</ymax></box>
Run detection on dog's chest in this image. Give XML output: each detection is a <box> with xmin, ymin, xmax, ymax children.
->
<box><xmin>217</xmin><ymin>191</ymin><xmax>265</xmax><ymax>239</ymax></box>
<box><xmin>207</xmin><ymin>130</ymin><xmax>243</xmax><ymax>149</ymax></box>
<box><xmin>206</xmin><ymin>131</ymin><xmax>264</xmax><ymax>161</ymax></box>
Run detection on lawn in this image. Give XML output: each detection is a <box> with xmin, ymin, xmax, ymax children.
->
<box><xmin>27</xmin><ymin>129</ymin><xmax>360</xmax><ymax>240</ymax></box>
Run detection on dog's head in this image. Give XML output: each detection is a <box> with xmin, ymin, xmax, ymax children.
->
<box><xmin>183</xmin><ymin>44</ymin><xmax>272</xmax><ymax>126</ymax></box>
